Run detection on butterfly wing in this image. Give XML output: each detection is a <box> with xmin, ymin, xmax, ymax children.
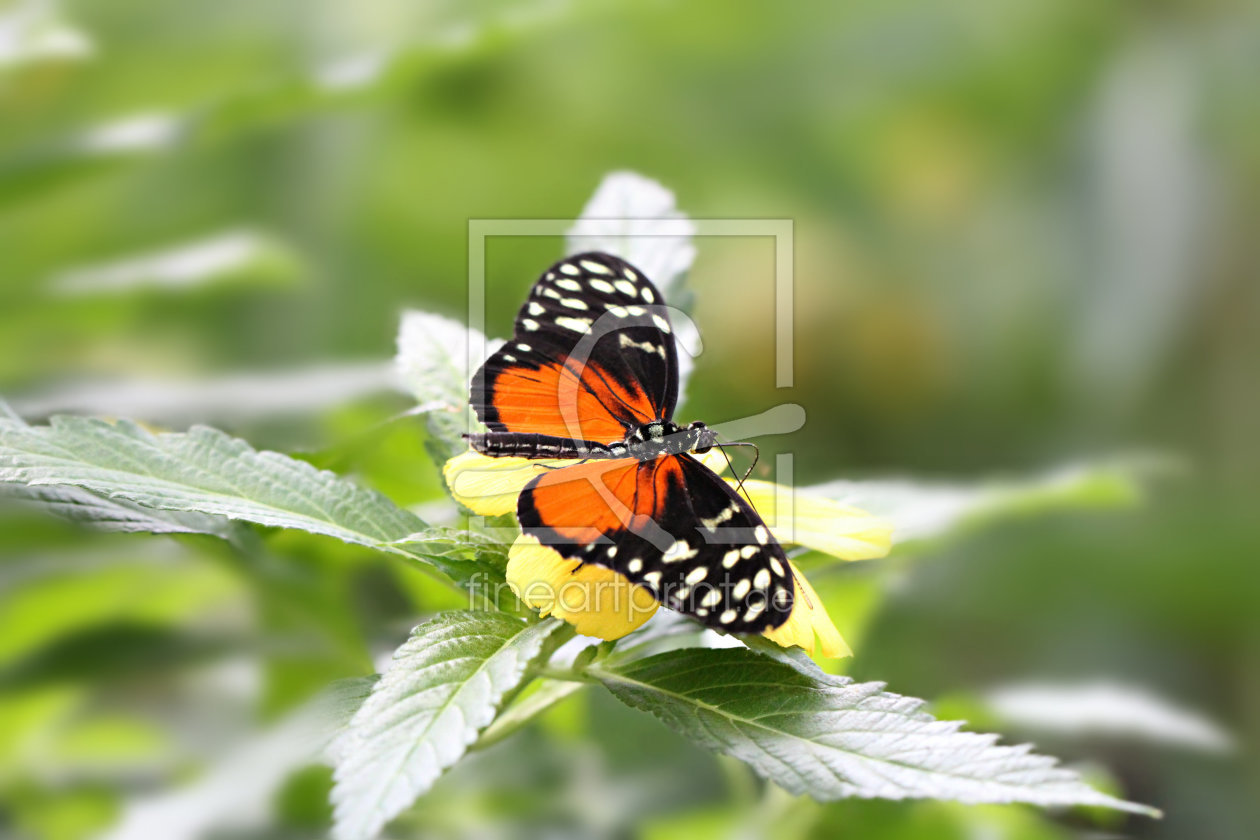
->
<box><xmin>518</xmin><ymin>453</ymin><xmax>794</xmax><ymax>632</ymax></box>
<box><xmin>472</xmin><ymin>252</ymin><xmax>680</xmax><ymax>442</ymax></box>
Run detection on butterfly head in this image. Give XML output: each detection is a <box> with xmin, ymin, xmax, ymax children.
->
<box><xmin>685</xmin><ymin>420</ymin><xmax>718</xmax><ymax>454</ymax></box>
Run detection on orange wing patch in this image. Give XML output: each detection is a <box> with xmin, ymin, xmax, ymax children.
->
<box><xmin>522</xmin><ymin>457</ymin><xmax>679</xmax><ymax>544</ymax></box>
<box><xmin>490</xmin><ymin>359</ymin><xmax>653</xmax><ymax>443</ymax></box>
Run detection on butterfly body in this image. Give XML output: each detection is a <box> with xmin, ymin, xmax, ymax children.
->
<box><xmin>468</xmin><ymin>252</ymin><xmax>795</xmax><ymax>633</ymax></box>
<box><xmin>466</xmin><ymin>419</ymin><xmax>716</xmax><ymax>461</ymax></box>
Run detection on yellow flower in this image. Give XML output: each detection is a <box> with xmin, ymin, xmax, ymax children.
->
<box><xmin>444</xmin><ymin>449</ymin><xmax>893</xmax><ymax>656</ymax></box>
<box><xmin>507</xmin><ymin>533</ymin><xmax>658</xmax><ymax>640</ymax></box>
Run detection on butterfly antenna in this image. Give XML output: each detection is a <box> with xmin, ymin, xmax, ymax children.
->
<box><xmin>715</xmin><ymin>441</ymin><xmax>760</xmax><ymax>507</ymax></box>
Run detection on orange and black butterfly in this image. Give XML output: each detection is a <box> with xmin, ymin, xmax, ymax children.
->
<box><xmin>467</xmin><ymin>252</ymin><xmax>793</xmax><ymax>632</ymax></box>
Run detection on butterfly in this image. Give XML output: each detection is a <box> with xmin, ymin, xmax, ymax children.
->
<box><xmin>466</xmin><ymin>251</ymin><xmax>794</xmax><ymax>632</ymax></box>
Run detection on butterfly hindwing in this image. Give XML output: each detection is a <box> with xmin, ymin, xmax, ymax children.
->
<box><xmin>471</xmin><ymin>252</ymin><xmax>679</xmax><ymax>442</ymax></box>
<box><xmin>518</xmin><ymin>453</ymin><xmax>794</xmax><ymax>632</ymax></box>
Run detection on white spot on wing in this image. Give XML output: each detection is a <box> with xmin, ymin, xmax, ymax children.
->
<box><xmin>641</xmin><ymin>286</ymin><xmax>655</xmax><ymax>303</ymax></box>
<box><xmin>528</xmin><ymin>301</ymin><xmax>544</xmax><ymax>316</ymax></box>
<box><xmin>722</xmin><ymin>549</ymin><xmax>740</xmax><ymax>569</ymax></box>
<box><xmin>559</xmin><ymin>263</ymin><xmax>580</xmax><ymax>276</ymax></box>
<box><xmin>652</xmin><ymin>314</ymin><xmax>672</xmax><ymax>334</ymax></box>
<box><xmin>555</xmin><ymin>316</ymin><xmax>592</xmax><ymax>334</ymax></box>
<box><xmin>701</xmin><ymin>504</ymin><xmax>738</xmax><ymax>532</ymax></box>
<box><xmin>754</xmin><ymin>525</ymin><xmax>769</xmax><ymax>545</ymax></box>
<box><xmin>732</xmin><ymin>578</ymin><xmax>751</xmax><ymax>599</ymax></box>
<box><xmin>719</xmin><ymin>609</ymin><xmax>737</xmax><ymax>624</ymax></box>
<box><xmin>614</xmin><ymin>279</ymin><xmax>637</xmax><ymax>296</ymax></box>
<box><xmin>753</xmin><ymin>569</ymin><xmax>771</xmax><ymax>590</ymax></box>
<box><xmin>523</xmin><ymin>318</ymin><xmax>540</xmax><ymax>331</ymax></box>
<box><xmin>685</xmin><ymin>566</ymin><xmax>708</xmax><ymax>584</ymax></box>
<box><xmin>662</xmin><ymin>540</ymin><xmax>698</xmax><ymax>564</ymax></box>
<box><xmin>559</xmin><ymin>297</ymin><xmax>588</xmax><ymax>310</ymax></box>
<box><xmin>590</xmin><ymin>278</ymin><xmax>615</xmax><ymax>293</ymax></box>
<box><xmin>617</xmin><ymin>334</ymin><xmax>665</xmax><ymax>359</ymax></box>
<box><xmin>555</xmin><ymin>278</ymin><xmax>581</xmax><ymax>291</ymax></box>
<box><xmin>580</xmin><ymin>259</ymin><xmax>610</xmax><ymax>274</ymax></box>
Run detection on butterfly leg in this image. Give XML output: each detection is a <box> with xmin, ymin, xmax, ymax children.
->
<box><xmin>539</xmin><ymin>458</ymin><xmax>592</xmax><ymax>471</ymax></box>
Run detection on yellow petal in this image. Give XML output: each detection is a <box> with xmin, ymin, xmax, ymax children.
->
<box><xmin>694</xmin><ymin>447</ymin><xmax>730</xmax><ymax>474</ymax></box>
<box><xmin>736</xmin><ymin>479</ymin><xmax>893</xmax><ymax>560</ymax></box>
<box><xmin>443</xmin><ymin>449</ymin><xmax>581</xmax><ymax>516</ymax></box>
<box><xmin>506</xmin><ymin>534</ymin><xmax>658</xmax><ymax>640</ymax></box>
<box><xmin>761</xmin><ymin>560</ymin><xmax>851</xmax><ymax>658</ymax></box>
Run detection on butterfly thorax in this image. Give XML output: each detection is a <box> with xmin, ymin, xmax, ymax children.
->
<box><xmin>624</xmin><ymin>419</ymin><xmax>716</xmax><ymax>460</ymax></box>
<box><xmin>465</xmin><ymin>420</ymin><xmax>716</xmax><ymax>462</ymax></box>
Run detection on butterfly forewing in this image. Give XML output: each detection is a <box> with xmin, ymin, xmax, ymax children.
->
<box><xmin>518</xmin><ymin>453</ymin><xmax>794</xmax><ymax>632</ymax></box>
<box><xmin>471</xmin><ymin>252</ymin><xmax>679</xmax><ymax>442</ymax></box>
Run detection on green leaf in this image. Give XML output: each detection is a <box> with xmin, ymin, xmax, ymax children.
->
<box><xmin>982</xmin><ymin>681</ymin><xmax>1233</xmax><ymax>754</ymax></box>
<box><xmin>330</xmin><ymin>612</ymin><xmax>560</xmax><ymax>840</ymax></box>
<box><xmin>389</xmin><ymin>526</ymin><xmax>511</xmax><ymax>596</ymax></box>
<box><xmin>566</xmin><ymin>171</ymin><xmax>700</xmax><ymax>399</ymax></box>
<box><xmin>0</xmin><ymin>1</ymin><xmax>93</xmax><ymax>73</ymax></box>
<box><xmin>1</xmin><ymin>482</ymin><xmax>240</xmax><ymax>539</ymax></box>
<box><xmin>0</xmin><ymin>415</ymin><xmax>421</xmax><ymax>545</ymax></box>
<box><xmin>0</xmin><ymin>415</ymin><xmax>509</xmax><ymax>589</ymax></box>
<box><xmin>591</xmin><ymin>647</ymin><xmax>1158</xmax><ymax>817</ymax></box>
<box><xmin>565</xmin><ymin>171</ymin><xmax>696</xmax><ymax>297</ymax></box>
<box><xmin>46</xmin><ymin>229</ymin><xmax>301</xmax><ymax>296</ymax></box>
<box><xmin>805</xmin><ymin>456</ymin><xmax>1168</xmax><ymax>547</ymax></box>
<box><xmin>394</xmin><ymin>310</ymin><xmax>487</xmax><ymax>468</ymax></box>
<box><xmin>315</xmin><ymin>677</ymin><xmax>381</xmax><ymax>762</ymax></box>
<box><xmin>474</xmin><ymin>677</ymin><xmax>586</xmax><ymax>751</ymax></box>
<box><xmin>10</xmin><ymin>362</ymin><xmax>395</xmax><ymax>428</ymax></box>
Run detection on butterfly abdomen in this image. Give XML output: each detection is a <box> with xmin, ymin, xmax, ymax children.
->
<box><xmin>467</xmin><ymin>420</ymin><xmax>717</xmax><ymax>462</ymax></box>
<box><xmin>465</xmin><ymin>432</ymin><xmax>623</xmax><ymax>460</ymax></box>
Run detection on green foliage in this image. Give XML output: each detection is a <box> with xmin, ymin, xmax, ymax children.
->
<box><xmin>0</xmin><ymin>391</ymin><xmax>1160</xmax><ymax>838</ymax></box>
<box><xmin>0</xmin><ymin>162</ymin><xmax>1174</xmax><ymax>838</ymax></box>
<box><xmin>0</xmin><ymin>483</ymin><xmax>242</xmax><ymax>539</ymax></box>
<box><xmin>8</xmin><ymin>0</ymin><xmax>1248</xmax><ymax>823</ymax></box>
<box><xmin>394</xmin><ymin>310</ymin><xmax>488</xmax><ymax>471</ymax></box>
<box><xmin>330</xmin><ymin>612</ymin><xmax>560</xmax><ymax>840</ymax></box>
<box><xmin>0</xmin><ymin>416</ymin><xmax>423</xmax><ymax>549</ymax></box>
<box><xmin>592</xmin><ymin>647</ymin><xmax>1156</xmax><ymax>815</ymax></box>
<box><xmin>0</xmin><ymin>415</ymin><xmax>504</xmax><ymax>589</ymax></box>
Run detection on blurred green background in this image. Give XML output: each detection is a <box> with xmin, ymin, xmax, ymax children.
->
<box><xmin>1</xmin><ymin>0</ymin><xmax>1257</xmax><ymax>838</ymax></box>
